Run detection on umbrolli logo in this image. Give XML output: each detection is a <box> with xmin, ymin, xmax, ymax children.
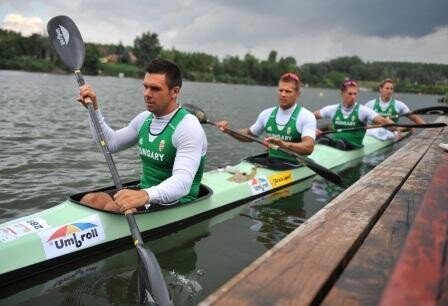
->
<box><xmin>52</xmin><ymin>228</ymin><xmax>99</xmax><ymax>249</ymax></box>
<box><xmin>56</xmin><ymin>25</ymin><xmax>69</xmax><ymax>46</ymax></box>
<box><xmin>39</xmin><ymin>215</ymin><xmax>106</xmax><ymax>259</ymax></box>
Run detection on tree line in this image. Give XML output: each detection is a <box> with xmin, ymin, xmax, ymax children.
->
<box><xmin>1</xmin><ymin>28</ymin><xmax>447</xmax><ymax>94</ymax></box>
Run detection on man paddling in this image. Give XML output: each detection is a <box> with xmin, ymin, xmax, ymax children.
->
<box><xmin>314</xmin><ymin>79</ymin><xmax>394</xmax><ymax>150</ymax></box>
<box><xmin>364</xmin><ymin>78</ymin><xmax>426</xmax><ymax>140</ymax></box>
<box><xmin>216</xmin><ymin>72</ymin><xmax>316</xmax><ymax>169</ymax></box>
<box><xmin>77</xmin><ymin>59</ymin><xmax>207</xmax><ymax>212</ymax></box>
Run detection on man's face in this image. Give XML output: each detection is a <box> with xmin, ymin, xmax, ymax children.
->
<box><xmin>380</xmin><ymin>82</ymin><xmax>394</xmax><ymax>101</ymax></box>
<box><xmin>341</xmin><ymin>86</ymin><xmax>358</xmax><ymax>107</ymax></box>
<box><xmin>277</xmin><ymin>81</ymin><xmax>299</xmax><ymax>109</ymax></box>
<box><xmin>143</xmin><ymin>73</ymin><xmax>179</xmax><ymax>116</ymax></box>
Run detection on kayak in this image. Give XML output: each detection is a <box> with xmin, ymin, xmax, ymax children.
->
<box><xmin>0</xmin><ymin>134</ymin><xmax>407</xmax><ymax>287</ymax></box>
<box><xmin>0</xmin><ymin>203</ymin><xmax>252</xmax><ymax>304</ymax></box>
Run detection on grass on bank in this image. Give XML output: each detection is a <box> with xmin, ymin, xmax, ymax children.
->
<box><xmin>98</xmin><ymin>62</ymin><xmax>143</xmax><ymax>78</ymax></box>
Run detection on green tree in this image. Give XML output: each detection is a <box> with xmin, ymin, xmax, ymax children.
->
<box><xmin>267</xmin><ymin>50</ymin><xmax>277</xmax><ymax>63</ymax></box>
<box><xmin>133</xmin><ymin>31</ymin><xmax>162</xmax><ymax>68</ymax></box>
<box><xmin>0</xmin><ymin>29</ymin><xmax>23</xmax><ymax>60</ymax></box>
<box><xmin>83</xmin><ymin>43</ymin><xmax>100</xmax><ymax>75</ymax></box>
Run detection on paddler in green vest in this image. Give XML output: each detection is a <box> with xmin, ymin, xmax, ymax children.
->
<box><xmin>364</xmin><ymin>78</ymin><xmax>425</xmax><ymax>140</ymax></box>
<box><xmin>77</xmin><ymin>59</ymin><xmax>207</xmax><ymax>213</ymax></box>
<box><xmin>216</xmin><ymin>72</ymin><xmax>317</xmax><ymax>169</ymax></box>
<box><xmin>314</xmin><ymin>79</ymin><xmax>394</xmax><ymax>150</ymax></box>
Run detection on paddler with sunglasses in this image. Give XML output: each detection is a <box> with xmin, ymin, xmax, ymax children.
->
<box><xmin>314</xmin><ymin>79</ymin><xmax>394</xmax><ymax>150</ymax></box>
<box><xmin>216</xmin><ymin>72</ymin><xmax>317</xmax><ymax>170</ymax></box>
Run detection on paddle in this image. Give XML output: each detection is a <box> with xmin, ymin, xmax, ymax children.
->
<box><xmin>47</xmin><ymin>15</ymin><xmax>171</xmax><ymax>306</ymax></box>
<box><xmin>320</xmin><ymin>122</ymin><xmax>446</xmax><ymax>135</ymax></box>
<box><xmin>182</xmin><ymin>103</ymin><xmax>343</xmax><ymax>187</ymax></box>
<box><xmin>389</xmin><ymin>106</ymin><xmax>448</xmax><ymax>119</ymax></box>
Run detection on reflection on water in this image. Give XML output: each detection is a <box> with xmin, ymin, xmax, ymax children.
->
<box><xmin>0</xmin><ymin>71</ymin><xmax>436</xmax><ymax>305</ymax></box>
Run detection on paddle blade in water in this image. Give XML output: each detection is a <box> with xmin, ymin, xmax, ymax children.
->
<box><xmin>47</xmin><ymin>15</ymin><xmax>85</xmax><ymax>70</ymax></box>
<box><xmin>182</xmin><ymin>103</ymin><xmax>208</xmax><ymax>124</ymax></box>
<box><xmin>136</xmin><ymin>245</ymin><xmax>172</xmax><ymax>306</ymax></box>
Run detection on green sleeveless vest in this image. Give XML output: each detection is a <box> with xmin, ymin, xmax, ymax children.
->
<box><xmin>373</xmin><ymin>98</ymin><xmax>399</xmax><ymax>123</ymax></box>
<box><xmin>265</xmin><ymin>105</ymin><xmax>301</xmax><ymax>162</ymax></box>
<box><xmin>137</xmin><ymin>108</ymin><xmax>205</xmax><ymax>203</ymax></box>
<box><xmin>332</xmin><ymin>104</ymin><xmax>365</xmax><ymax>148</ymax></box>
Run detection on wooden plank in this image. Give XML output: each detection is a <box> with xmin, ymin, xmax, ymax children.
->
<box><xmin>321</xmin><ymin>125</ymin><xmax>447</xmax><ymax>306</ymax></box>
<box><xmin>379</xmin><ymin>153</ymin><xmax>448</xmax><ymax>306</ymax></box>
<box><xmin>199</xmin><ymin>123</ymin><xmax>446</xmax><ymax>306</ymax></box>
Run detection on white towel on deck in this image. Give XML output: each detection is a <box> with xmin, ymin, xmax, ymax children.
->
<box><xmin>366</xmin><ymin>128</ymin><xmax>396</xmax><ymax>140</ymax></box>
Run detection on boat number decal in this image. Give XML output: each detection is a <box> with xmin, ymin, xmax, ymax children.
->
<box><xmin>0</xmin><ymin>218</ymin><xmax>51</xmax><ymax>243</ymax></box>
<box><xmin>38</xmin><ymin>214</ymin><xmax>105</xmax><ymax>259</ymax></box>
<box><xmin>248</xmin><ymin>176</ymin><xmax>272</xmax><ymax>195</ymax></box>
<box><xmin>268</xmin><ymin>171</ymin><xmax>293</xmax><ymax>188</ymax></box>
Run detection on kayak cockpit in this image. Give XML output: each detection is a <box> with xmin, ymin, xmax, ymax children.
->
<box><xmin>244</xmin><ymin>153</ymin><xmax>303</xmax><ymax>170</ymax></box>
<box><xmin>68</xmin><ymin>180</ymin><xmax>213</xmax><ymax>214</ymax></box>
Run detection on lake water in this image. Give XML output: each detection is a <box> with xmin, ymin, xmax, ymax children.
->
<box><xmin>0</xmin><ymin>70</ymin><xmax>440</xmax><ymax>305</ymax></box>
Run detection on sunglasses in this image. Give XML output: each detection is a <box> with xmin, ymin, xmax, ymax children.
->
<box><xmin>281</xmin><ymin>72</ymin><xmax>300</xmax><ymax>82</ymax></box>
<box><xmin>342</xmin><ymin>79</ymin><xmax>357</xmax><ymax>87</ymax></box>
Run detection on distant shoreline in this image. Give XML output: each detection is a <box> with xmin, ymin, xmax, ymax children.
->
<box><xmin>2</xmin><ymin>68</ymin><xmax>445</xmax><ymax>97</ymax></box>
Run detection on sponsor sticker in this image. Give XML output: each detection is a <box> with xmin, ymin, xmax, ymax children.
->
<box><xmin>0</xmin><ymin>218</ymin><xmax>50</xmax><ymax>243</ymax></box>
<box><xmin>268</xmin><ymin>171</ymin><xmax>293</xmax><ymax>188</ymax></box>
<box><xmin>248</xmin><ymin>176</ymin><xmax>272</xmax><ymax>195</ymax></box>
<box><xmin>39</xmin><ymin>215</ymin><xmax>105</xmax><ymax>259</ymax></box>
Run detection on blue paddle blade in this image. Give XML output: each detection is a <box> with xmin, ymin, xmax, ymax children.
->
<box><xmin>47</xmin><ymin>15</ymin><xmax>85</xmax><ymax>70</ymax></box>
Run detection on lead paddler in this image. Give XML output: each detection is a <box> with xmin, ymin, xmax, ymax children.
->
<box><xmin>77</xmin><ymin>59</ymin><xmax>207</xmax><ymax>212</ymax></box>
<box><xmin>216</xmin><ymin>72</ymin><xmax>317</xmax><ymax>170</ymax></box>
<box><xmin>314</xmin><ymin>79</ymin><xmax>394</xmax><ymax>150</ymax></box>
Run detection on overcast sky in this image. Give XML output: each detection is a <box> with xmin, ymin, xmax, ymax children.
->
<box><xmin>1</xmin><ymin>0</ymin><xmax>447</xmax><ymax>65</ymax></box>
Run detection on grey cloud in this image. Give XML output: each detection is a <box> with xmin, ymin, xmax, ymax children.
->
<box><xmin>1</xmin><ymin>0</ymin><xmax>447</xmax><ymax>63</ymax></box>
<box><xmin>206</xmin><ymin>0</ymin><xmax>448</xmax><ymax>37</ymax></box>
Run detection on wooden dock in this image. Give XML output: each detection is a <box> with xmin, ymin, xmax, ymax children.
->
<box><xmin>200</xmin><ymin>117</ymin><xmax>448</xmax><ymax>306</ymax></box>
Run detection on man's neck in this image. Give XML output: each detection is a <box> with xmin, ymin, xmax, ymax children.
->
<box><xmin>154</xmin><ymin>102</ymin><xmax>178</xmax><ymax>118</ymax></box>
<box><xmin>154</xmin><ymin>104</ymin><xmax>179</xmax><ymax>118</ymax></box>
<box><xmin>342</xmin><ymin>101</ymin><xmax>355</xmax><ymax>109</ymax></box>
<box><xmin>279</xmin><ymin>103</ymin><xmax>297</xmax><ymax>111</ymax></box>
<box><xmin>381</xmin><ymin>96</ymin><xmax>392</xmax><ymax>102</ymax></box>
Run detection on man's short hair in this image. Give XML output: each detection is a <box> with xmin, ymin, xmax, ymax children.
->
<box><xmin>379</xmin><ymin>78</ymin><xmax>394</xmax><ymax>88</ymax></box>
<box><xmin>280</xmin><ymin>72</ymin><xmax>301</xmax><ymax>92</ymax></box>
<box><xmin>146</xmin><ymin>59</ymin><xmax>182</xmax><ymax>89</ymax></box>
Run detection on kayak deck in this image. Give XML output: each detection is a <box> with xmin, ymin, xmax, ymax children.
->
<box><xmin>0</xmin><ymin>135</ymin><xmax>405</xmax><ymax>287</ymax></box>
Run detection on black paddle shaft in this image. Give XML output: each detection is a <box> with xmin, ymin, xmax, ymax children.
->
<box><xmin>321</xmin><ymin>122</ymin><xmax>447</xmax><ymax>135</ymax></box>
<box><xmin>47</xmin><ymin>15</ymin><xmax>171</xmax><ymax>306</ymax></box>
<box><xmin>75</xmin><ymin>71</ymin><xmax>123</xmax><ymax>190</ymax></box>
<box><xmin>214</xmin><ymin>122</ymin><xmax>343</xmax><ymax>186</ymax></box>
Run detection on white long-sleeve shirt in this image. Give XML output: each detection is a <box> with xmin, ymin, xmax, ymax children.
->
<box><xmin>89</xmin><ymin>107</ymin><xmax>207</xmax><ymax>204</ymax></box>
<box><xmin>249</xmin><ymin>104</ymin><xmax>317</xmax><ymax>140</ymax></box>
